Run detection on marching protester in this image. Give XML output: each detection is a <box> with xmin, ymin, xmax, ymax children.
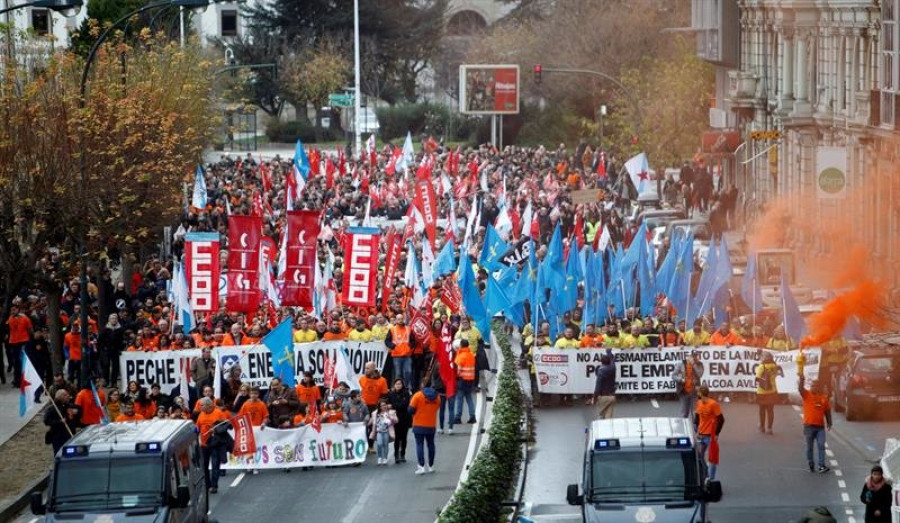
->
<box><xmin>860</xmin><ymin>465</ymin><xmax>892</xmax><ymax>523</ymax></box>
<box><xmin>673</xmin><ymin>351</ymin><xmax>703</xmax><ymax>418</ymax></box>
<box><xmin>196</xmin><ymin>397</ymin><xmax>231</xmax><ymax>493</ymax></box>
<box><xmin>755</xmin><ymin>352</ymin><xmax>779</xmax><ymax>434</ymax></box>
<box><xmin>694</xmin><ymin>385</ymin><xmax>725</xmax><ymax>480</ymax></box>
<box><xmin>371</xmin><ymin>398</ymin><xmax>398</xmax><ymax>465</ymax></box>
<box><xmin>799</xmin><ymin>376</ymin><xmax>832</xmax><ymax>473</ymax></box>
<box><xmin>44</xmin><ymin>389</ymin><xmax>82</xmax><ymax>455</ymax></box>
<box><xmin>591</xmin><ymin>348</ymin><xmax>617</xmax><ymax>419</ymax></box>
<box><xmin>388</xmin><ymin>378</ymin><xmax>412</xmax><ymax>463</ymax></box>
<box><xmin>409</xmin><ymin>380</ymin><xmax>441</xmax><ymax>475</ymax></box>
<box><xmin>453</xmin><ymin>339</ymin><xmax>477</xmax><ymax>424</ymax></box>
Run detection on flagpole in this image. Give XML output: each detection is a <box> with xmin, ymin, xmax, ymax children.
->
<box><xmin>42</xmin><ymin>382</ymin><xmax>75</xmax><ymax>438</ymax></box>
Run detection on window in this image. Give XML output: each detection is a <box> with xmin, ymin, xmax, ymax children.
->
<box><xmin>882</xmin><ymin>0</ymin><xmax>900</xmax><ymax>125</ymax></box>
<box><xmin>52</xmin><ymin>458</ymin><xmax>163</xmax><ymax>511</ymax></box>
<box><xmin>589</xmin><ymin>450</ymin><xmax>701</xmax><ymax>503</ymax></box>
<box><xmin>31</xmin><ymin>9</ymin><xmax>50</xmax><ymax>36</ymax></box>
<box><xmin>221</xmin><ymin>10</ymin><xmax>238</xmax><ymax>37</ymax></box>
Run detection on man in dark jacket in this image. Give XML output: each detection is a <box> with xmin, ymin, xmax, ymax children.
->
<box><xmin>673</xmin><ymin>351</ymin><xmax>704</xmax><ymax>418</ymax></box>
<box><xmin>591</xmin><ymin>348</ymin><xmax>616</xmax><ymax>419</ymax></box>
<box><xmin>44</xmin><ymin>389</ymin><xmax>82</xmax><ymax>455</ymax></box>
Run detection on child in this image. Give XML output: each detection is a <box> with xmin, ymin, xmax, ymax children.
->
<box><xmin>238</xmin><ymin>386</ymin><xmax>269</xmax><ymax>427</ymax></box>
<box><xmin>370</xmin><ymin>399</ymin><xmax>398</xmax><ymax>465</ymax></box>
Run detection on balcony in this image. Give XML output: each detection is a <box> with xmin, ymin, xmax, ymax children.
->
<box><xmin>725</xmin><ymin>70</ymin><xmax>760</xmax><ymax>111</ymax></box>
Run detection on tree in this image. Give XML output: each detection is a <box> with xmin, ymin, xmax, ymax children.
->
<box><xmin>243</xmin><ymin>0</ymin><xmax>448</xmax><ymax>103</ymax></box>
<box><xmin>0</xmin><ymin>31</ymin><xmax>218</xmax><ymax>371</ymax></box>
<box><xmin>278</xmin><ymin>38</ymin><xmax>349</xmax><ymax>134</ymax></box>
<box><xmin>215</xmin><ymin>28</ymin><xmax>285</xmax><ymax>117</ymax></box>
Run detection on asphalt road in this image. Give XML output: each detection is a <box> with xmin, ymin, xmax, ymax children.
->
<box><xmin>521</xmin><ymin>396</ymin><xmax>899</xmax><ymax>523</ymax></box>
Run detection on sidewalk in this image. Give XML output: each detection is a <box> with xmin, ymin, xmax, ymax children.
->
<box><xmin>0</xmin><ymin>385</ymin><xmax>43</xmax><ymax>447</ymax></box>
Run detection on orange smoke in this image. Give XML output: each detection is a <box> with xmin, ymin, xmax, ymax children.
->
<box><xmin>746</xmin><ymin>199</ymin><xmax>791</xmax><ymax>252</ymax></box>
<box><xmin>801</xmin><ymin>279</ymin><xmax>888</xmax><ymax>347</ymax></box>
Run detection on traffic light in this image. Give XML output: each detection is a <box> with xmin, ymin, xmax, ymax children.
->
<box><xmin>533</xmin><ymin>64</ymin><xmax>542</xmax><ymax>84</ymax></box>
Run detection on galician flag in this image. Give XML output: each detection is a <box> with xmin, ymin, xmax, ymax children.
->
<box><xmin>293</xmin><ymin>139</ymin><xmax>311</xmax><ymax>195</ymax></box>
<box><xmin>396</xmin><ymin>131</ymin><xmax>415</xmax><ymax>172</ymax></box>
<box><xmin>191</xmin><ymin>165</ymin><xmax>207</xmax><ymax>209</ymax></box>
<box><xmin>624</xmin><ymin>152</ymin><xmax>651</xmax><ymax>196</ymax></box>
<box><xmin>19</xmin><ymin>349</ymin><xmax>43</xmax><ymax>417</ymax></box>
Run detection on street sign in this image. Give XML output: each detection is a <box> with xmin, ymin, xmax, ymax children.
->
<box><xmin>328</xmin><ymin>94</ymin><xmax>354</xmax><ymax>107</ymax></box>
<box><xmin>750</xmin><ymin>130</ymin><xmax>782</xmax><ymax>140</ymax></box>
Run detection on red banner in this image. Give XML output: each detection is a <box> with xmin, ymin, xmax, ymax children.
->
<box><xmin>184</xmin><ymin>232</ymin><xmax>220</xmax><ymax>312</ymax></box>
<box><xmin>231</xmin><ymin>413</ymin><xmax>257</xmax><ymax>456</ymax></box>
<box><xmin>259</xmin><ymin>235</ymin><xmax>276</xmax><ymax>268</ymax></box>
<box><xmin>438</xmin><ymin>324</ymin><xmax>456</xmax><ymax>397</ymax></box>
<box><xmin>414</xmin><ymin>179</ymin><xmax>438</xmax><ymax>247</ymax></box>
<box><xmin>441</xmin><ymin>275</ymin><xmax>462</xmax><ymax>313</ymax></box>
<box><xmin>226</xmin><ymin>216</ymin><xmax>262</xmax><ymax>313</ymax></box>
<box><xmin>282</xmin><ymin>211</ymin><xmax>319</xmax><ymax>308</ymax></box>
<box><xmin>409</xmin><ymin>306</ymin><xmax>431</xmax><ymax>344</ymax></box>
<box><xmin>342</xmin><ymin>227</ymin><xmax>380</xmax><ymax>307</ymax></box>
<box><xmin>381</xmin><ymin>229</ymin><xmax>401</xmax><ymax>312</ymax></box>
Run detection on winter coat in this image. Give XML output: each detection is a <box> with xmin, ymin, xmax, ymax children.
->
<box><xmin>369</xmin><ymin>409</ymin><xmax>398</xmax><ymax>440</ymax></box>
<box><xmin>860</xmin><ymin>479</ymin><xmax>892</xmax><ymax>523</ymax></box>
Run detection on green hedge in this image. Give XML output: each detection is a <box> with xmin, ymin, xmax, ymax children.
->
<box><xmin>265</xmin><ymin>119</ymin><xmax>342</xmax><ymax>143</ymax></box>
<box><xmin>375</xmin><ymin>103</ymin><xmax>479</xmax><ymax>143</ymax></box>
<box><xmin>438</xmin><ymin>322</ymin><xmax>525</xmax><ymax>523</ymax></box>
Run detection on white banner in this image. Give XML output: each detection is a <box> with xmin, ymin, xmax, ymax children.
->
<box><xmin>223</xmin><ymin>422</ymin><xmax>368</xmax><ymax>469</ymax></box>
<box><xmin>534</xmin><ymin>346</ymin><xmax>820</xmax><ymax>395</ymax></box>
<box><xmin>121</xmin><ymin>342</ymin><xmax>389</xmax><ymax>395</ymax></box>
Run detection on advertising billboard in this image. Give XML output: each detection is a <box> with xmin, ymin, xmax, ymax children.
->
<box><xmin>459</xmin><ymin>64</ymin><xmax>520</xmax><ymax>115</ymax></box>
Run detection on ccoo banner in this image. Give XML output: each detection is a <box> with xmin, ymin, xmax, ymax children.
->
<box><xmin>533</xmin><ymin>346</ymin><xmax>820</xmax><ymax>395</ymax></box>
<box><xmin>184</xmin><ymin>232</ymin><xmax>220</xmax><ymax>312</ymax></box>
<box><xmin>342</xmin><ymin>227</ymin><xmax>380</xmax><ymax>307</ymax></box>
<box><xmin>223</xmin><ymin>422</ymin><xmax>368</xmax><ymax>469</ymax></box>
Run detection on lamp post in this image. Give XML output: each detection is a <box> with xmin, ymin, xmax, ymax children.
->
<box><xmin>353</xmin><ymin>0</ymin><xmax>362</xmax><ymax>160</ymax></box>
<box><xmin>77</xmin><ymin>0</ymin><xmax>210</xmax><ymax>387</ymax></box>
<box><xmin>598</xmin><ymin>104</ymin><xmax>607</xmax><ymax>150</ymax></box>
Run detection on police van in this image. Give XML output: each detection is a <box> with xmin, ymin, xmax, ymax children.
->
<box><xmin>566</xmin><ymin>417</ymin><xmax>722</xmax><ymax>523</ymax></box>
<box><xmin>32</xmin><ymin>419</ymin><xmax>210</xmax><ymax>522</ymax></box>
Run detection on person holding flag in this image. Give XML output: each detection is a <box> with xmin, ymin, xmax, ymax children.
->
<box><xmin>74</xmin><ymin>380</ymin><xmax>107</xmax><ymax>425</ymax></box>
<box><xmin>43</xmin><ymin>389</ymin><xmax>81</xmax><ymax>455</ymax></box>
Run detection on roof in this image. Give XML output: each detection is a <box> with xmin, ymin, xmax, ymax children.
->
<box><xmin>588</xmin><ymin>417</ymin><xmax>694</xmax><ymax>449</ymax></box>
<box><xmin>67</xmin><ymin>420</ymin><xmax>195</xmax><ymax>454</ymax></box>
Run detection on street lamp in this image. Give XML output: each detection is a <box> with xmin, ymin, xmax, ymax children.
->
<box><xmin>76</xmin><ymin>0</ymin><xmax>211</xmax><ymax>387</ymax></box>
<box><xmin>0</xmin><ymin>0</ymin><xmax>82</xmax><ymax>17</ymax></box>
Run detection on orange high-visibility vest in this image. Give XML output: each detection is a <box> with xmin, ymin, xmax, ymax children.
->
<box><xmin>455</xmin><ymin>349</ymin><xmax>476</xmax><ymax>381</ymax></box>
<box><xmin>390</xmin><ymin>326</ymin><xmax>412</xmax><ymax>357</ymax></box>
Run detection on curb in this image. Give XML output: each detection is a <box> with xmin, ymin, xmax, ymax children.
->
<box><xmin>0</xmin><ymin>472</ymin><xmax>49</xmax><ymax>522</ymax></box>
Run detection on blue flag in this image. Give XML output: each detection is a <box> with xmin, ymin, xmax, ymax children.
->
<box><xmin>90</xmin><ymin>380</ymin><xmax>109</xmax><ymax>425</ymax></box>
<box><xmin>656</xmin><ymin>234</ymin><xmax>679</xmax><ymax>298</ymax></box>
<box><xmin>667</xmin><ymin>232</ymin><xmax>694</xmax><ymax>321</ymax></box>
<box><xmin>780</xmin><ymin>272</ymin><xmax>808</xmax><ymax>344</ymax></box>
<box><xmin>434</xmin><ymin>240</ymin><xmax>457</xmax><ymax>278</ymax></box>
<box><xmin>742</xmin><ymin>251</ymin><xmax>763</xmax><ymax>313</ymax></box>
<box><xmin>560</xmin><ymin>248</ymin><xmax>582</xmax><ymax>313</ymax></box>
<box><xmin>510</xmin><ymin>240</ymin><xmax>538</xmax><ymax>305</ymax></box>
<box><xmin>606</xmin><ymin>246</ymin><xmax>625</xmax><ymax>316</ymax></box>
<box><xmin>690</xmin><ymin>240</ymin><xmax>720</xmax><ymax>325</ymax></box>
<box><xmin>710</xmin><ymin>239</ymin><xmax>733</xmax><ymax>324</ymax></box>
<box><xmin>486</xmin><ymin>275</ymin><xmax>513</xmax><ymax>319</ymax></box>
<box><xmin>459</xmin><ymin>256</ymin><xmax>490</xmax><ymax>336</ymax></box>
<box><xmin>293</xmin><ymin>139</ymin><xmax>311</xmax><ymax>194</ymax></box>
<box><xmin>479</xmin><ymin>224</ymin><xmax>509</xmax><ymax>271</ymax></box>
<box><xmin>264</xmin><ymin>319</ymin><xmax>296</xmax><ymax>387</ymax></box>
<box><xmin>638</xmin><ymin>237</ymin><xmax>657</xmax><ymax>318</ymax></box>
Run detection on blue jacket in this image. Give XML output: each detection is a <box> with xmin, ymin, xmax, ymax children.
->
<box><xmin>594</xmin><ymin>349</ymin><xmax>616</xmax><ymax>396</ymax></box>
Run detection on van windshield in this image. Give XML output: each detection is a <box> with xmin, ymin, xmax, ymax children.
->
<box><xmin>589</xmin><ymin>450</ymin><xmax>701</xmax><ymax>503</ymax></box>
<box><xmin>52</xmin><ymin>457</ymin><xmax>163</xmax><ymax>512</ymax></box>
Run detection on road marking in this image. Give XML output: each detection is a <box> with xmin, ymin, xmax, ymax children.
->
<box><xmin>841</xmin><ymin>492</ymin><xmax>850</xmax><ymax>503</ymax></box>
<box><xmin>792</xmin><ymin>405</ymin><xmax>801</xmax><ymax>412</ymax></box>
<box><xmin>458</xmin><ymin>390</ymin><xmax>485</xmax><ymax>485</ymax></box>
<box><xmin>650</xmin><ymin>399</ymin><xmax>659</xmax><ymax>409</ymax></box>
<box><xmin>341</xmin><ymin>473</ymin><xmax>380</xmax><ymax>523</ymax></box>
<box><xmin>826</xmin><ymin>449</ymin><xmax>834</xmax><ymax>457</ymax></box>
<box><xmin>830</xmin><ymin>459</ymin><xmax>839</xmax><ymax>467</ymax></box>
<box><xmin>834</xmin><ymin>469</ymin><xmax>843</xmax><ymax>477</ymax></box>
<box><xmin>28</xmin><ymin>518</ymin><xmax>39</xmax><ymax>523</ymax></box>
<box><xmin>845</xmin><ymin>508</ymin><xmax>853</xmax><ymax>515</ymax></box>
<box><xmin>838</xmin><ymin>480</ymin><xmax>846</xmax><ymax>489</ymax></box>
<box><xmin>230</xmin><ymin>472</ymin><xmax>245</xmax><ymax>488</ymax></box>
<box><xmin>848</xmin><ymin>517</ymin><xmax>856</xmax><ymax>523</ymax></box>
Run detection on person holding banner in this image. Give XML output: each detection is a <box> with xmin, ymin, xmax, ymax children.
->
<box><xmin>266</xmin><ymin>378</ymin><xmax>299</xmax><ymax>428</ymax></box>
<box><xmin>237</xmin><ymin>386</ymin><xmax>269</xmax><ymax>427</ymax></box>
<box><xmin>191</xmin><ymin>348</ymin><xmax>216</xmax><ymax>391</ymax></box>
<box><xmin>385</xmin><ymin>316</ymin><xmax>416</xmax><ymax>390</ymax></box>
<box><xmin>196</xmin><ymin>397</ymin><xmax>230</xmax><ymax>493</ymax></box>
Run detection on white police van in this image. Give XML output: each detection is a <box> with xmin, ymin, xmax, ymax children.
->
<box><xmin>566</xmin><ymin>417</ymin><xmax>722</xmax><ymax>523</ymax></box>
<box><xmin>32</xmin><ymin>420</ymin><xmax>211</xmax><ymax>522</ymax></box>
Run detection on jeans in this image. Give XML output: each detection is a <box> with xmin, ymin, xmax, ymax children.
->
<box><xmin>804</xmin><ymin>425</ymin><xmax>827</xmax><ymax>468</ymax></box>
<box><xmin>439</xmin><ymin>394</ymin><xmax>455</xmax><ymax>430</ymax></box>
<box><xmin>678</xmin><ymin>394</ymin><xmax>695</xmax><ymax>419</ymax></box>
<box><xmin>201</xmin><ymin>445</ymin><xmax>225</xmax><ymax>489</ymax></box>
<box><xmin>454</xmin><ymin>380</ymin><xmax>476</xmax><ymax>422</ymax></box>
<box><xmin>697</xmin><ymin>435</ymin><xmax>717</xmax><ymax>480</ymax></box>
<box><xmin>412</xmin><ymin>427</ymin><xmax>436</xmax><ymax>467</ymax></box>
<box><xmin>376</xmin><ymin>431</ymin><xmax>391</xmax><ymax>460</ymax></box>
<box><xmin>393</xmin><ymin>357</ymin><xmax>413</xmax><ymax>390</ymax></box>
<box><xmin>6</xmin><ymin>343</ymin><xmax>22</xmax><ymax>386</ymax></box>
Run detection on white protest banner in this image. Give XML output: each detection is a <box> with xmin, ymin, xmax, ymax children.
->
<box><xmin>120</xmin><ymin>349</ymin><xmax>200</xmax><ymax>395</ymax></box>
<box><xmin>214</xmin><ymin>341</ymin><xmax>387</xmax><ymax>392</ymax></box>
<box><xmin>223</xmin><ymin>422</ymin><xmax>368</xmax><ymax>469</ymax></box>
<box><xmin>534</xmin><ymin>346</ymin><xmax>820</xmax><ymax>395</ymax></box>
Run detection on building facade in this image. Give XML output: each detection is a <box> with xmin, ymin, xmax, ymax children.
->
<box><xmin>695</xmin><ymin>0</ymin><xmax>900</xmax><ymax>302</ymax></box>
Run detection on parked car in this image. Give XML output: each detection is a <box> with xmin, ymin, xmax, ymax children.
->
<box><xmin>833</xmin><ymin>347</ymin><xmax>900</xmax><ymax>421</ymax></box>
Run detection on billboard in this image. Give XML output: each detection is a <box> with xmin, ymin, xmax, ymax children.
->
<box><xmin>459</xmin><ymin>64</ymin><xmax>520</xmax><ymax>115</ymax></box>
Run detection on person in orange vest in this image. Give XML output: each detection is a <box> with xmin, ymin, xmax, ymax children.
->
<box><xmin>74</xmin><ymin>381</ymin><xmax>106</xmax><ymax>425</ymax></box>
<box><xmin>408</xmin><ymin>382</ymin><xmax>441</xmax><ymax>475</ymax></box>
<box><xmin>195</xmin><ymin>397</ymin><xmax>229</xmax><ymax>493</ymax></box>
<box><xmin>453</xmin><ymin>339</ymin><xmax>477</xmax><ymax>425</ymax></box>
<box><xmin>385</xmin><ymin>316</ymin><xmax>417</xmax><ymax>389</ymax></box>
<box><xmin>116</xmin><ymin>401</ymin><xmax>145</xmax><ymax>422</ymax></box>
<box><xmin>63</xmin><ymin>323</ymin><xmax>83</xmax><ymax>385</ymax></box>
<box><xmin>237</xmin><ymin>386</ymin><xmax>269</xmax><ymax>427</ymax></box>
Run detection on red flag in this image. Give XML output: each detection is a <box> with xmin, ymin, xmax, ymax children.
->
<box><xmin>440</xmin><ymin>275</ymin><xmax>462</xmax><ymax>313</ymax></box>
<box><xmin>342</xmin><ymin>226</ymin><xmax>380</xmax><ymax>307</ymax></box>
<box><xmin>424</xmin><ymin>135</ymin><xmax>439</xmax><ymax>154</ymax></box>
<box><xmin>708</xmin><ymin>434</ymin><xmax>720</xmax><ymax>465</ymax></box>
<box><xmin>309</xmin><ymin>148</ymin><xmax>320</xmax><ymax>176</ymax></box>
<box><xmin>385</xmin><ymin>147</ymin><xmax>402</xmax><ymax>175</ymax></box>
<box><xmin>338</xmin><ymin>147</ymin><xmax>346</xmax><ymax>175</ymax></box>
<box><xmin>596</xmin><ymin>151</ymin><xmax>607</xmax><ymax>178</ymax></box>
<box><xmin>381</xmin><ymin>229</ymin><xmax>401</xmax><ymax>312</ymax></box>
<box><xmin>185</xmin><ymin>232</ymin><xmax>220</xmax><ymax>312</ymax></box>
<box><xmin>325</xmin><ymin>157</ymin><xmax>336</xmax><ymax>189</ymax></box>
<box><xmin>409</xmin><ymin>306</ymin><xmax>432</xmax><ymax>345</ymax></box>
<box><xmin>414</xmin><ymin>178</ymin><xmax>438</xmax><ymax>246</ymax></box>
<box><xmin>226</xmin><ymin>215</ymin><xmax>262</xmax><ymax>313</ymax></box>
<box><xmin>415</xmin><ymin>160</ymin><xmax>433</xmax><ymax>182</ymax></box>
<box><xmin>260</xmin><ymin>163</ymin><xmax>272</xmax><ymax>192</ymax></box>
<box><xmin>230</xmin><ymin>413</ymin><xmax>257</xmax><ymax>456</ymax></box>
<box><xmin>251</xmin><ymin>191</ymin><xmax>264</xmax><ymax>217</ymax></box>
<box><xmin>282</xmin><ymin>210</ymin><xmax>319</xmax><ymax>307</ymax></box>
<box><xmin>573</xmin><ymin>212</ymin><xmax>585</xmax><ymax>249</ymax></box>
<box><xmin>323</xmin><ymin>353</ymin><xmax>337</xmax><ymax>390</ymax></box>
<box><xmin>437</xmin><ymin>324</ymin><xmax>456</xmax><ymax>397</ymax></box>
<box><xmin>310</xmin><ymin>400</ymin><xmax>322</xmax><ymax>433</ymax></box>
<box><xmin>259</xmin><ymin>236</ymin><xmax>276</xmax><ymax>268</ymax></box>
